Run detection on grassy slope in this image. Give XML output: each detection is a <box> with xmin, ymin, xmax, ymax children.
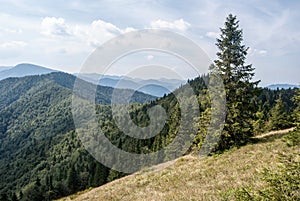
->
<box><xmin>58</xmin><ymin>128</ymin><xmax>298</xmax><ymax>201</ymax></box>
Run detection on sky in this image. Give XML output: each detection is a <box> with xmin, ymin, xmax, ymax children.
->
<box><xmin>0</xmin><ymin>0</ymin><xmax>299</xmax><ymax>86</ymax></box>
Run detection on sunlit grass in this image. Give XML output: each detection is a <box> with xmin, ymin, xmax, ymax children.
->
<box><xmin>58</xmin><ymin>129</ymin><xmax>297</xmax><ymax>201</ymax></box>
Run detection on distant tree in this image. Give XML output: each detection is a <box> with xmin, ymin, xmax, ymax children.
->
<box><xmin>21</xmin><ymin>181</ymin><xmax>45</xmax><ymax>201</ymax></box>
<box><xmin>66</xmin><ymin>166</ymin><xmax>80</xmax><ymax>193</ymax></box>
<box><xmin>210</xmin><ymin>14</ymin><xmax>260</xmax><ymax>150</ymax></box>
<box><xmin>292</xmin><ymin>89</ymin><xmax>300</xmax><ymax>127</ymax></box>
<box><xmin>252</xmin><ymin>110</ymin><xmax>266</xmax><ymax>135</ymax></box>
<box><xmin>269</xmin><ymin>97</ymin><xmax>289</xmax><ymax>130</ymax></box>
<box><xmin>90</xmin><ymin>163</ymin><xmax>109</xmax><ymax>187</ymax></box>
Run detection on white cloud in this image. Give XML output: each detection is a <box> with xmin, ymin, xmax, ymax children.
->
<box><xmin>41</xmin><ymin>18</ymin><xmax>136</xmax><ymax>47</ymax></box>
<box><xmin>2</xmin><ymin>28</ymin><xmax>23</xmax><ymax>34</ymax></box>
<box><xmin>248</xmin><ymin>48</ymin><xmax>268</xmax><ymax>56</ymax></box>
<box><xmin>206</xmin><ymin>31</ymin><xmax>219</xmax><ymax>39</ymax></box>
<box><xmin>146</xmin><ymin>55</ymin><xmax>154</xmax><ymax>60</ymax></box>
<box><xmin>78</xmin><ymin>19</ymin><xmax>136</xmax><ymax>47</ymax></box>
<box><xmin>0</xmin><ymin>41</ymin><xmax>27</xmax><ymax>60</ymax></box>
<box><xmin>41</xmin><ymin>17</ymin><xmax>71</xmax><ymax>37</ymax></box>
<box><xmin>123</xmin><ymin>27</ymin><xmax>137</xmax><ymax>33</ymax></box>
<box><xmin>258</xmin><ymin>50</ymin><xmax>267</xmax><ymax>55</ymax></box>
<box><xmin>150</xmin><ymin>19</ymin><xmax>191</xmax><ymax>31</ymax></box>
<box><xmin>84</xmin><ymin>19</ymin><xmax>121</xmax><ymax>46</ymax></box>
<box><xmin>0</xmin><ymin>41</ymin><xmax>27</xmax><ymax>49</ymax></box>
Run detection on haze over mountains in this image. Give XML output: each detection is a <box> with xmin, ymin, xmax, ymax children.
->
<box><xmin>0</xmin><ymin>66</ymin><xmax>12</xmax><ymax>72</ymax></box>
<box><xmin>76</xmin><ymin>73</ymin><xmax>186</xmax><ymax>97</ymax></box>
<box><xmin>0</xmin><ymin>63</ymin><xmax>186</xmax><ymax>97</ymax></box>
<box><xmin>1</xmin><ymin>64</ymin><xmax>297</xmax><ymax>97</ymax></box>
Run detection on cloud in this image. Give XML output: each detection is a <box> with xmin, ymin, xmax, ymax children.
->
<box><xmin>1</xmin><ymin>28</ymin><xmax>23</xmax><ymax>34</ymax></box>
<box><xmin>41</xmin><ymin>17</ymin><xmax>136</xmax><ymax>47</ymax></box>
<box><xmin>41</xmin><ymin>17</ymin><xmax>71</xmax><ymax>37</ymax></box>
<box><xmin>150</xmin><ymin>19</ymin><xmax>191</xmax><ymax>31</ymax></box>
<box><xmin>0</xmin><ymin>41</ymin><xmax>27</xmax><ymax>49</ymax></box>
<box><xmin>206</xmin><ymin>31</ymin><xmax>219</xmax><ymax>39</ymax></box>
<box><xmin>258</xmin><ymin>50</ymin><xmax>267</xmax><ymax>55</ymax></box>
<box><xmin>0</xmin><ymin>41</ymin><xmax>27</xmax><ymax>59</ymax></box>
<box><xmin>248</xmin><ymin>48</ymin><xmax>268</xmax><ymax>56</ymax></box>
<box><xmin>146</xmin><ymin>55</ymin><xmax>154</xmax><ymax>60</ymax></box>
<box><xmin>77</xmin><ymin>19</ymin><xmax>136</xmax><ymax>47</ymax></box>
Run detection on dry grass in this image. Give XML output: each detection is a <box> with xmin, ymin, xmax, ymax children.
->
<box><xmin>58</xmin><ymin>129</ymin><xmax>297</xmax><ymax>201</ymax></box>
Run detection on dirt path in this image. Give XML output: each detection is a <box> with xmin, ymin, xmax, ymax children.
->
<box><xmin>253</xmin><ymin>127</ymin><xmax>295</xmax><ymax>139</ymax></box>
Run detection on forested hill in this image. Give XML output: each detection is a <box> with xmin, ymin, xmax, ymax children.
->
<box><xmin>0</xmin><ymin>72</ymin><xmax>157</xmax><ymax>200</ymax></box>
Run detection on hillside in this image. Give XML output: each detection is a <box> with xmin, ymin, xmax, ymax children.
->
<box><xmin>0</xmin><ymin>72</ymin><xmax>157</xmax><ymax>200</ymax></box>
<box><xmin>58</xmin><ymin>128</ymin><xmax>299</xmax><ymax>201</ymax></box>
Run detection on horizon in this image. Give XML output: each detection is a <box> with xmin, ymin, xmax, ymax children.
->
<box><xmin>1</xmin><ymin>62</ymin><xmax>299</xmax><ymax>88</ymax></box>
<box><xmin>0</xmin><ymin>1</ymin><xmax>299</xmax><ymax>86</ymax></box>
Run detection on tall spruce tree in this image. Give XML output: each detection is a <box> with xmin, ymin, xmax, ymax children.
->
<box><xmin>211</xmin><ymin>14</ymin><xmax>260</xmax><ymax>150</ymax></box>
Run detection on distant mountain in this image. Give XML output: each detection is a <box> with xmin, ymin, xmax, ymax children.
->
<box><xmin>76</xmin><ymin>73</ymin><xmax>186</xmax><ymax>97</ymax></box>
<box><xmin>0</xmin><ymin>66</ymin><xmax>12</xmax><ymax>72</ymax></box>
<box><xmin>138</xmin><ymin>84</ymin><xmax>171</xmax><ymax>97</ymax></box>
<box><xmin>0</xmin><ymin>63</ymin><xmax>57</xmax><ymax>80</ymax></box>
<box><xmin>266</xmin><ymin>84</ymin><xmax>299</xmax><ymax>90</ymax></box>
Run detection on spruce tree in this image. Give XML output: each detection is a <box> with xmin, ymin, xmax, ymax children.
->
<box><xmin>211</xmin><ymin>14</ymin><xmax>260</xmax><ymax>150</ymax></box>
<box><xmin>292</xmin><ymin>89</ymin><xmax>300</xmax><ymax>128</ymax></box>
<box><xmin>269</xmin><ymin>97</ymin><xmax>289</xmax><ymax>130</ymax></box>
<box><xmin>67</xmin><ymin>166</ymin><xmax>79</xmax><ymax>193</ymax></box>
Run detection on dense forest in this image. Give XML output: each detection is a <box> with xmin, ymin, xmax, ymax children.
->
<box><xmin>0</xmin><ymin>14</ymin><xmax>299</xmax><ymax>201</ymax></box>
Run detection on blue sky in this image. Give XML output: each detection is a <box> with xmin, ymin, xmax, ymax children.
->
<box><xmin>0</xmin><ymin>0</ymin><xmax>299</xmax><ymax>85</ymax></box>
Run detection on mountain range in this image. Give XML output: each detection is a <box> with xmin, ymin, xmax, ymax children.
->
<box><xmin>75</xmin><ymin>73</ymin><xmax>186</xmax><ymax>97</ymax></box>
<box><xmin>0</xmin><ymin>64</ymin><xmax>186</xmax><ymax>97</ymax></box>
<box><xmin>266</xmin><ymin>84</ymin><xmax>299</xmax><ymax>90</ymax></box>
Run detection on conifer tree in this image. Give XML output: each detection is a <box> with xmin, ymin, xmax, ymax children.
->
<box><xmin>269</xmin><ymin>97</ymin><xmax>289</xmax><ymax>130</ymax></box>
<box><xmin>211</xmin><ymin>14</ymin><xmax>260</xmax><ymax>150</ymax></box>
<box><xmin>292</xmin><ymin>89</ymin><xmax>300</xmax><ymax>128</ymax></box>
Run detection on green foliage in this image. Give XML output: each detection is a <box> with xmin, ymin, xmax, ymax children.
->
<box><xmin>252</xmin><ymin>88</ymin><xmax>297</xmax><ymax>134</ymax></box>
<box><xmin>292</xmin><ymin>89</ymin><xmax>300</xmax><ymax>127</ymax></box>
<box><xmin>252</xmin><ymin>110</ymin><xmax>266</xmax><ymax>135</ymax></box>
<box><xmin>0</xmin><ymin>73</ymin><xmax>155</xmax><ymax>200</ymax></box>
<box><xmin>210</xmin><ymin>14</ymin><xmax>260</xmax><ymax>150</ymax></box>
<box><xmin>269</xmin><ymin>97</ymin><xmax>291</xmax><ymax>130</ymax></box>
